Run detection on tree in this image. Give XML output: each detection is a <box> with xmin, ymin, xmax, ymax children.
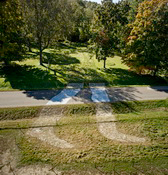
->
<box><xmin>67</xmin><ymin>0</ymin><xmax>97</xmax><ymax>42</ymax></box>
<box><xmin>123</xmin><ymin>0</ymin><xmax>168</xmax><ymax>76</ymax></box>
<box><xmin>92</xmin><ymin>0</ymin><xmax>130</xmax><ymax>68</ymax></box>
<box><xmin>0</xmin><ymin>0</ymin><xmax>25</xmax><ymax>65</ymax></box>
<box><xmin>127</xmin><ymin>0</ymin><xmax>144</xmax><ymax>23</ymax></box>
<box><xmin>21</xmin><ymin>0</ymin><xmax>73</xmax><ymax>65</ymax></box>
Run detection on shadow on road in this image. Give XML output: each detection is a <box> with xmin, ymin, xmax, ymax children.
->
<box><xmin>23</xmin><ymin>90</ymin><xmax>62</xmax><ymax>100</ymax></box>
<box><xmin>107</xmin><ymin>87</ymin><xmax>140</xmax><ymax>102</ymax></box>
<box><xmin>148</xmin><ymin>86</ymin><xmax>168</xmax><ymax>92</ymax></box>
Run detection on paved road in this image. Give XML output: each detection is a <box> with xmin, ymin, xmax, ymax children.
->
<box><xmin>0</xmin><ymin>86</ymin><xmax>168</xmax><ymax>108</ymax></box>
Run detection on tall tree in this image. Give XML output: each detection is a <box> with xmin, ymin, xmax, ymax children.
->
<box><xmin>67</xmin><ymin>0</ymin><xmax>96</xmax><ymax>42</ymax></box>
<box><xmin>21</xmin><ymin>0</ymin><xmax>72</xmax><ymax>65</ymax></box>
<box><xmin>92</xmin><ymin>0</ymin><xmax>130</xmax><ymax>68</ymax></box>
<box><xmin>0</xmin><ymin>0</ymin><xmax>25</xmax><ymax>65</ymax></box>
<box><xmin>123</xmin><ymin>0</ymin><xmax>168</xmax><ymax>76</ymax></box>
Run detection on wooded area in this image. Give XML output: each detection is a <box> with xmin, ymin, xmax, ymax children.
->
<box><xmin>0</xmin><ymin>0</ymin><xmax>168</xmax><ymax>77</ymax></box>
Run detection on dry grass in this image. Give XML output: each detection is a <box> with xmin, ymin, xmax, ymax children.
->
<box><xmin>0</xmin><ymin>100</ymin><xmax>167</xmax><ymax>174</ymax></box>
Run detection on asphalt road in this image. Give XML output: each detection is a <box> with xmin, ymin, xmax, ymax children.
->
<box><xmin>0</xmin><ymin>86</ymin><xmax>168</xmax><ymax>108</ymax></box>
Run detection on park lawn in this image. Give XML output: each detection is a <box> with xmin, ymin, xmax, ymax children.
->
<box><xmin>0</xmin><ymin>100</ymin><xmax>168</xmax><ymax>174</ymax></box>
<box><xmin>0</xmin><ymin>42</ymin><xmax>167</xmax><ymax>90</ymax></box>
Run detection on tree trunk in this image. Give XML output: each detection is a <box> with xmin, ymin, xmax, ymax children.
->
<box><xmin>4</xmin><ymin>59</ymin><xmax>10</xmax><ymax>66</ymax></box>
<box><xmin>39</xmin><ymin>41</ymin><xmax>43</xmax><ymax>65</ymax></box>
<box><xmin>28</xmin><ymin>39</ymin><xmax>32</xmax><ymax>52</ymax></box>
<box><xmin>153</xmin><ymin>65</ymin><xmax>159</xmax><ymax>77</ymax></box>
<box><xmin>39</xmin><ymin>48</ymin><xmax>43</xmax><ymax>65</ymax></box>
<box><xmin>153</xmin><ymin>69</ymin><xmax>158</xmax><ymax>77</ymax></box>
<box><xmin>103</xmin><ymin>57</ymin><xmax>106</xmax><ymax>69</ymax></box>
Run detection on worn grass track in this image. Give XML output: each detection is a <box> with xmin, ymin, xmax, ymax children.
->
<box><xmin>0</xmin><ymin>100</ymin><xmax>168</xmax><ymax>174</ymax></box>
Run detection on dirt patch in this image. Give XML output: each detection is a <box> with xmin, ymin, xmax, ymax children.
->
<box><xmin>0</xmin><ymin>136</ymin><xmax>10</xmax><ymax>153</ymax></box>
<box><xmin>16</xmin><ymin>165</ymin><xmax>61</xmax><ymax>175</ymax></box>
<box><xmin>0</xmin><ymin>149</ymin><xmax>62</xmax><ymax>175</ymax></box>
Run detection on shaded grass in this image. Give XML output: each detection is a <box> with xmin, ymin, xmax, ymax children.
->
<box><xmin>103</xmin><ymin>68</ymin><xmax>166</xmax><ymax>86</ymax></box>
<box><xmin>0</xmin><ymin>64</ymin><xmax>64</xmax><ymax>90</ymax></box>
<box><xmin>0</xmin><ymin>42</ymin><xmax>167</xmax><ymax>90</ymax></box>
<box><xmin>110</xmin><ymin>99</ymin><xmax>168</xmax><ymax>114</ymax></box>
<box><xmin>0</xmin><ymin>119</ymin><xmax>35</xmax><ymax>130</ymax></box>
<box><xmin>0</xmin><ymin>103</ymin><xmax>96</xmax><ymax>122</ymax></box>
<box><xmin>0</xmin><ymin>106</ymin><xmax>41</xmax><ymax>121</ymax></box>
<box><xmin>42</xmin><ymin>52</ymin><xmax>80</xmax><ymax>65</ymax></box>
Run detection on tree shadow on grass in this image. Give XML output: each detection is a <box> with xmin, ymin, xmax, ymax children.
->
<box><xmin>55</xmin><ymin>42</ymin><xmax>89</xmax><ymax>54</ymax></box>
<box><xmin>55</xmin><ymin>66</ymin><xmax>107</xmax><ymax>83</ymax></box>
<box><xmin>1</xmin><ymin>63</ymin><xmax>167</xmax><ymax>102</ymax></box>
<box><xmin>0</xmin><ymin>64</ymin><xmax>64</xmax><ymax>90</ymax></box>
<box><xmin>110</xmin><ymin>100</ymin><xmax>141</xmax><ymax>114</ymax></box>
<box><xmin>24</xmin><ymin>52</ymin><xmax>39</xmax><ymax>59</ymax></box>
<box><xmin>65</xmin><ymin>42</ymin><xmax>87</xmax><ymax>48</ymax></box>
<box><xmin>103</xmin><ymin>68</ymin><xmax>167</xmax><ymax>86</ymax></box>
<box><xmin>54</xmin><ymin>66</ymin><xmax>167</xmax><ymax>86</ymax></box>
<box><xmin>42</xmin><ymin>52</ymin><xmax>80</xmax><ymax>65</ymax></box>
<box><xmin>56</xmin><ymin>42</ymin><xmax>76</xmax><ymax>49</ymax></box>
<box><xmin>53</xmin><ymin>66</ymin><xmax>142</xmax><ymax>106</ymax></box>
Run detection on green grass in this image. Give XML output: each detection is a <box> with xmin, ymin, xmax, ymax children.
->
<box><xmin>0</xmin><ymin>99</ymin><xmax>167</xmax><ymax>121</ymax></box>
<box><xmin>0</xmin><ymin>100</ymin><xmax>168</xmax><ymax>174</ymax></box>
<box><xmin>110</xmin><ymin>99</ymin><xmax>168</xmax><ymax>114</ymax></box>
<box><xmin>117</xmin><ymin>110</ymin><xmax>168</xmax><ymax>142</ymax></box>
<box><xmin>0</xmin><ymin>106</ymin><xmax>41</xmax><ymax>121</ymax></box>
<box><xmin>0</xmin><ymin>42</ymin><xmax>167</xmax><ymax>90</ymax></box>
<box><xmin>0</xmin><ymin>78</ymin><xmax>12</xmax><ymax>90</ymax></box>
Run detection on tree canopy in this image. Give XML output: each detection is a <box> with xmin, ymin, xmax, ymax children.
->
<box><xmin>123</xmin><ymin>0</ymin><xmax>168</xmax><ymax>76</ymax></box>
<box><xmin>92</xmin><ymin>0</ymin><xmax>130</xmax><ymax>68</ymax></box>
<box><xmin>1</xmin><ymin>0</ymin><xmax>167</xmax><ymax>79</ymax></box>
<box><xmin>21</xmin><ymin>0</ymin><xmax>75</xmax><ymax>65</ymax></box>
<box><xmin>0</xmin><ymin>0</ymin><xmax>25</xmax><ymax>65</ymax></box>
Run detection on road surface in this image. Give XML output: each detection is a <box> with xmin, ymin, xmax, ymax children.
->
<box><xmin>0</xmin><ymin>86</ymin><xmax>168</xmax><ymax>108</ymax></box>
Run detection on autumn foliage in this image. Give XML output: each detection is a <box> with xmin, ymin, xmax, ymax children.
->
<box><xmin>123</xmin><ymin>0</ymin><xmax>168</xmax><ymax>76</ymax></box>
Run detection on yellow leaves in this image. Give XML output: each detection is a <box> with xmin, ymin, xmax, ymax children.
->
<box><xmin>130</xmin><ymin>26</ymin><xmax>141</xmax><ymax>36</ymax></box>
<box><xmin>127</xmin><ymin>53</ymin><xmax>137</xmax><ymax>60</ymax></box>
<box><xmin>128</xmin><ymin>36</ymin><xmax>137</xmax><ymax>40</ymax></box>
<box><xmin>127</xmin><ymin>36</ymin><xmax>136</xmax><ymax>46</ymax></box>
<box><xmin>128</xmin><ymin>0</ymin><xmax>167</xmax><ymax>42</ymax></box>
<box><xmin>124</xmin><ymin>0</ymin><xmax>168</xmax><ymax>74</ymax></box>
<box><xmin>143</xmin><ymin>9</ymin><xmax>152</xmax><ymax>18</ymax></box>
<box><xmin>127</xmin><ymin>24</ymin><xmax>133</xmax><ymax>28</ymax></box>
<box><xmin>146</xmin><ymin>21</ymin><xmax>151</xmax><ymax>26</ymax></box>
<box><xmin>138</xmin><ymin>0</ymin><xmax>168</xmax><ymax>18</ymax></box>
<box><xmin>27</xmin><ymin>33</ymin><xmax>33</xmax><ymax>38</ymax></box>
<box><xmin>136</xmin><ymin>13</ymin><xmax>142</xmax><ymax>19</ymax></box>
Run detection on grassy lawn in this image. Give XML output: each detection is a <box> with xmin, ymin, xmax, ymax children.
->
<box><xmin>0</xmin><ymin>42</ymin><xmax>167</xmax><ymax>90</ymax></box>
<box><xmin>0</xmin><ymin>100</ymin><xmax>168</xmax><ymax>174</ymax></box>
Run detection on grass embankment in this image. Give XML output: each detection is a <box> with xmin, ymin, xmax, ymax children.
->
<box><xmin>0</xmin><ymin>42</ymin><xmax>167</xmax><ymax>90</ymax></box>
<box><xmin>0</xmin><ymin>100</ymin><xmax>168</xmax><ymax>174</ymax></box>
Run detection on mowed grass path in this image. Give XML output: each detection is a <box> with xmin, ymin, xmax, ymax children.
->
<box><xmin>0</xmin><ymin>42</ymin><xmax>167</xmax><ymax>90</ymax></box>
<box><xmin>0</xmin><ymin>100</ymin><xmax>168</xmax><ymax>174</ymax></box>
